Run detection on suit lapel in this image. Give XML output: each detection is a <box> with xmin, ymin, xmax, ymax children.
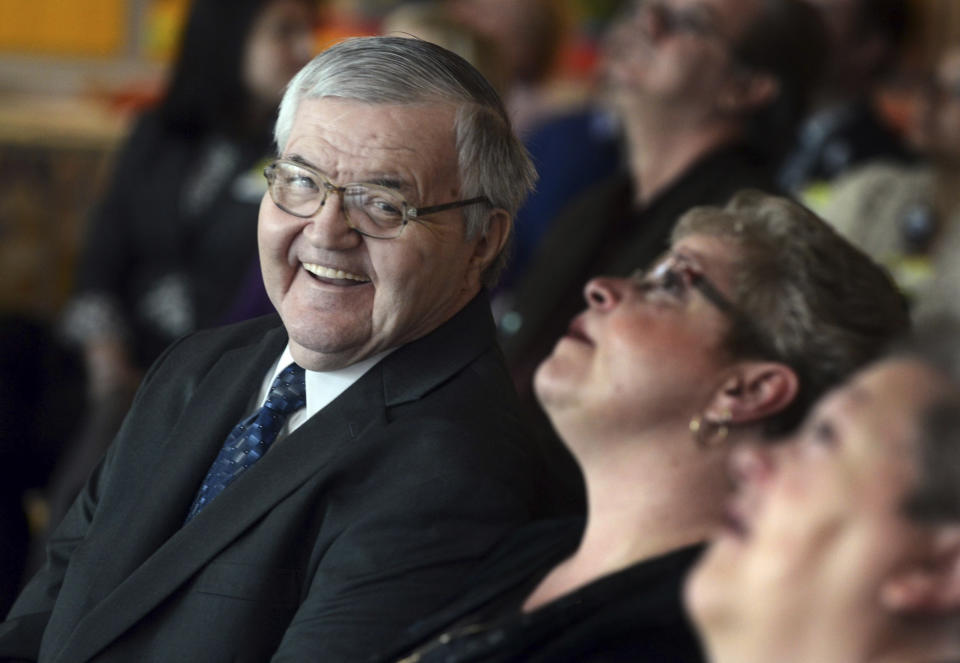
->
<box><xmin>381</xmin><ymin>292</ymin><xmax>497</xmax><ymax>406</ymax></box>
<box><xmin>52</xmin><ymin>325</ymin><xmax>289</xmax><ymax>663</ymax></box>
<box><xmin>55</xmin><ymin>295</ymin><xmax>497</xmax><ymax>663</ymax></box>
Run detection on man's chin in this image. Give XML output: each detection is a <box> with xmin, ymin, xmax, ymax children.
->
<box><xmin>286</xmin><ymin>329</ymin><xmax>373</xmax><ymax>372</ymax></box>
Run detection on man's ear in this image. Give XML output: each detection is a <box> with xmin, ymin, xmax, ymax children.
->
<box><xmin>468</xmin><ymin>208</ymin><xmax>511</xmax><ymax>276</ymax></box>
<box><xmin>717</xmin><ymin>72</ymin><xmax>780</xmax><ymax>114</ymax></box>
<box><xmin>704</xmin><ymin>362</ymin><xmax>799</xmax><ymax>425</ymax></box>
<box><xmin>881</xmin><ymin>527</ymin><xmax>960</xmax><ymax>614</ymax></box>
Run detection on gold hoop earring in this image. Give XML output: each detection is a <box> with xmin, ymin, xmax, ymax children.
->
<box><xmin>690</xmin><ymin>409</ymin><xmax>732</xmax><ymax>448</ymax></box>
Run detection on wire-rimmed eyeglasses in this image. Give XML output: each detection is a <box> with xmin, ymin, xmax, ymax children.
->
<box><xmin>263</xmin><ymin>158</ymin><xmax>490</xmax><ymax>239</ymax></box>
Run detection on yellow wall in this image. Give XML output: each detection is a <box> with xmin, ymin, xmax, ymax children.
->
<box><xmin>0</xmin><ymin>0</ymin><xmax>128</xmax><ymax>57</ymax></box>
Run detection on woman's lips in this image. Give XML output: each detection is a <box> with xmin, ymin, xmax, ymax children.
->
<box><xmin>564</xmin><ymin>315</ymin><xmax>593</xmax><ymax>345</ymax></box>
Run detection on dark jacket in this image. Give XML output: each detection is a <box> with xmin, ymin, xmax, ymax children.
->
<box><xmin>0</xmin><ymin>294</ymin><xmax>576</xmax><ymax>662</ymax></box>
<box><xmin>376</xmin><ymin>518</ymin><xmax>706</xmax><ymax>663</ymax></box>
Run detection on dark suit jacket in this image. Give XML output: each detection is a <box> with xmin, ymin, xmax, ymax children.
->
<box><xmin>0</xmin><ymin>294</ymin><xmax>573</xmax><ymax>662</ymax></box>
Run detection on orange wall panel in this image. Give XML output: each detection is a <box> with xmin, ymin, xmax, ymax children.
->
<box><xmin>0</xmin><ymin>0</ymin><xmax>127</xmax><ymax>57</ymax></box>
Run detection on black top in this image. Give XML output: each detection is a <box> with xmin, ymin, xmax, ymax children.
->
<box><xmin>66</xmin><ymin>110</ymin><xmax>272</xmax><ymax>368</ymax></box>
<box><xmin>376</xmin><ymin>518</ymin><xmax>706</xmax><ymax>663</ymax></box>
<box><xmin>777</xmin><ymin>100</ymin><xmax>915</xmax><ymax>194</ymax></box>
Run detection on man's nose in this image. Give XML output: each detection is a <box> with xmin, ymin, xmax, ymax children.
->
<box><xmin>302</xmin><ymin>191</ymin><xmax>361</xmax><ymax>248</ymax></box>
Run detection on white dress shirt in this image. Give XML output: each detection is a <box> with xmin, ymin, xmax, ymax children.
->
<box><xmin>251</xmin><ymin>345</ymin><xmax>394</xmax><ymax>441</ymax></box>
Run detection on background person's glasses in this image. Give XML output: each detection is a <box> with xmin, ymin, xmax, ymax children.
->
<box><xmin>264</xmin><ymin>159</ymin><xmax>489</xmax><ymax>239</ymax></box>
<box><xmin>631</xmin><ymin>0</ymin><xmax>728</xmax><ymax>43</ymax></box>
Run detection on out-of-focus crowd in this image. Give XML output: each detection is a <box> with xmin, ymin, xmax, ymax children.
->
<box><xmin>2</xmin><ymin>1</ymin><xmax>960</xmax><ymax>662</ymax></box>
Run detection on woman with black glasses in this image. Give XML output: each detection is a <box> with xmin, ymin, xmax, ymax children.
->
<box><xmin>375</xmin><ymin>190</ymin><xmax>910</xmax><ymax>663</ymax></box>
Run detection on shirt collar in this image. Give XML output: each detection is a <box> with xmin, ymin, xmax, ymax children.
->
<box><xmin>261</xmin><ymin>345</ymin><xmax>395</xmax><ymax>422</ymax></box>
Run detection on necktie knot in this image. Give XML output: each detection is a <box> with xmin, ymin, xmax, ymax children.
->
<box><xmin>264</xmin><ymin>363</ymin><xmax>306</xmax><ymax>415</ymax></box>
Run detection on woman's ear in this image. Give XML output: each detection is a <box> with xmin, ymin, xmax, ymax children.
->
<box><xmin>881</xmin><ymin>527</ymin><xmax>960</xmax><ymax>614</ymax></box>
<box><xmin>705</xmin><ymin>362</ymin><xmax>799</xmax><ymax>425</ymax></box>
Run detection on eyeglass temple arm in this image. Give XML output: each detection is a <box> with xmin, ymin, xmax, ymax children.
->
<box><xmin>409</xmin><ymin>196</ymin><xmax>491</xmax><ymax>218</ymax></box>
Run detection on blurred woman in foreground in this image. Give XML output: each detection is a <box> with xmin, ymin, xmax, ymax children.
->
<box><xmin>687</xmin><ymin>321</ymin><xmax>960</xmax><ymax>663</ymax></box>
<box><xmin>379</xmin><ymin>191</ymin><xmax>909</xmax><ymax>662</ymax></box>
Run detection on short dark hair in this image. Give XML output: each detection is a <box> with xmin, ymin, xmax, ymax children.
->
<box><xmin>733</xmin><ymin>0</ymin><xmax>829</xmax><ymax>159</ymax></box>
<box><xmin>852</xmin><ymin>0</ymin><xmax>911</xmax><ymax>75</ymax></box>
<box><xmin>672</xmin><ymin>190</ymin><xmax>911</xmax><ymax>435</ymax></box>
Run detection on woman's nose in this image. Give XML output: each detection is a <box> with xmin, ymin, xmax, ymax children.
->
<box><xmin>583</xmin><ymin>276</ymin><xmax>626</xmax><ymax>310</ymax></box>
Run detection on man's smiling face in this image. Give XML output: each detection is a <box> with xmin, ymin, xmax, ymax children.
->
<box><xmin>258</xmin><ymin>97</ymin><xmax>484</xmax><ymax>370</ymax></box>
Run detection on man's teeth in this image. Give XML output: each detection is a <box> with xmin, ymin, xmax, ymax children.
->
<box><xmin>303</xmin><ymin>263</ymin><xmax>369</xmax><ymax>282</ymax></box>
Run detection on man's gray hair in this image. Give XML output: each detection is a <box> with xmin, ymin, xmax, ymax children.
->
<box><xmin>275</xmin><ymin>36</ymin><xmax>537</xmax><ymax>286</ymax></box>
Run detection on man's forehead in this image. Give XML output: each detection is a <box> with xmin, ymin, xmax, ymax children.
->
<box><xmin>286</xmin><ymin>98</ymin><xmax>458</xmax><ymax>172</ymax></box>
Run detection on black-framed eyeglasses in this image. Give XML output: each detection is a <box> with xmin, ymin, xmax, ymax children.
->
<box><xmin>634</xmin><ymin>252</ymin><xmax>779</xmax><ymax>360</ymax></box>
<box><xmin>263</xmin><ymin>158</ymin><xmax>490</xmax><ymax>239</ymax></box>
<box><xmin>631</xmin><ymin>0</ymin><xmax>730</xmax><ymax>45</ymax></box>
<box><xmin>634</xmin><ymin>252</ymin><xmax>740</xmax><ymax>314</ymax></box>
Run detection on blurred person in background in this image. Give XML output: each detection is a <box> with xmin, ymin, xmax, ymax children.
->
<box><xmin>778</xmin><ymin>0</ymin><xmax>915</xmax><ymax>198</ymax></box>
<box><xmin>434</xmin><ymin>0</ymin><xmax>623</xmax><ymax>293</ymax></box>
<box><xmin>687</xmin><ymin>320</ymin><xmax>960</xmax><ymax>663</ymax></box>
<box><xmin>447</xmin><ymin>0</ymin><xmax>571</xmax><ymax>136</ymax></box>
<box><xmin>373</xmin><ymin>191</ymin><xmax>909</xmax><ymax>663</ymax></box>
<box><xmin>380</xmin><ymin>0</ymin><xmax>509</xmax><ymax>94</ymax></box>
<box><xmin>51</xmin><ymin>0</ymin><xmax>316</xmax><ymax>528</ymax></box>
<box><xmin>824</xmin><ymin>45</ymin><xmax>960</xmax><ymax>318</ymax></box>
<box><xmin>498</xmin><ymin>0</ymin><xmax>827</xmax><ymax>427</ymax></box>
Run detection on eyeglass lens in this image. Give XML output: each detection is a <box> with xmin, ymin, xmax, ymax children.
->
<box><xmin>266</xmin><ymin>160</ymin><xmax>409</xmax><ymax>238</ymax></box>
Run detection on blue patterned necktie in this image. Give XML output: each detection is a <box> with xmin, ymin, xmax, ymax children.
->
<box><xmin>185</xmin><ymin>363</ymin><xmax>306</xmax><ymax>523</ymax></box>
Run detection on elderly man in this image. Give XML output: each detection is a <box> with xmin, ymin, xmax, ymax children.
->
<box><xmin>0</xmin><ymin>37</ymin><xmax>576</xmax><ymax>662</ymax></box>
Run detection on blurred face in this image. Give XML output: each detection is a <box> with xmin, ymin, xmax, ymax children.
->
<box><xmin>534</xmin><ymin>233</ymin><xmax>739</xmax><ymax>442</ymax></box>
<box><xmin>602</xmin><ymin>0</ymin><xmax>761</xmax><ymax>114</ymax></box>
<box><xmin>804</xmin><ymin>0</ymin><xmax>857</xmax><ymax>45</ymax></box>
<box><xmin>243</xmin><ymin>0</ymin><xmax>316</xmax><ymax>107</ymax></box>
<box><xmin>908</xmin><ymin>49</ymin><xmax>960</xmax><ymax>163</ymax></box>
<box><xmin>258</xmin><ymin>98</ymin><xmax>485</xmax><ymax>370</ymax></box>
<box><xmin>686</xmin><ymin>359</ymin><xmax>946</xmax><ymax>661</ymax></box>
<box><xmin>448</xmin><ymin>0</ymin><xmax>549</xmax><ymax>81</ymax></box>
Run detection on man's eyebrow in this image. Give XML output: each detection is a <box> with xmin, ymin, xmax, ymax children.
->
<box><xmin>281</xmin><ymin>155</ymin><xmax>410</xmax><ymax>192</ymax></box>
<box><xmin>286</xmin><ymin>153</ymin><xmax>319</xmax><ymax>170</ymax></box>
<box><xmin>367</xmin><ymin>176</ymin><xmax>406</xmax><ymax>191</ymax></box>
